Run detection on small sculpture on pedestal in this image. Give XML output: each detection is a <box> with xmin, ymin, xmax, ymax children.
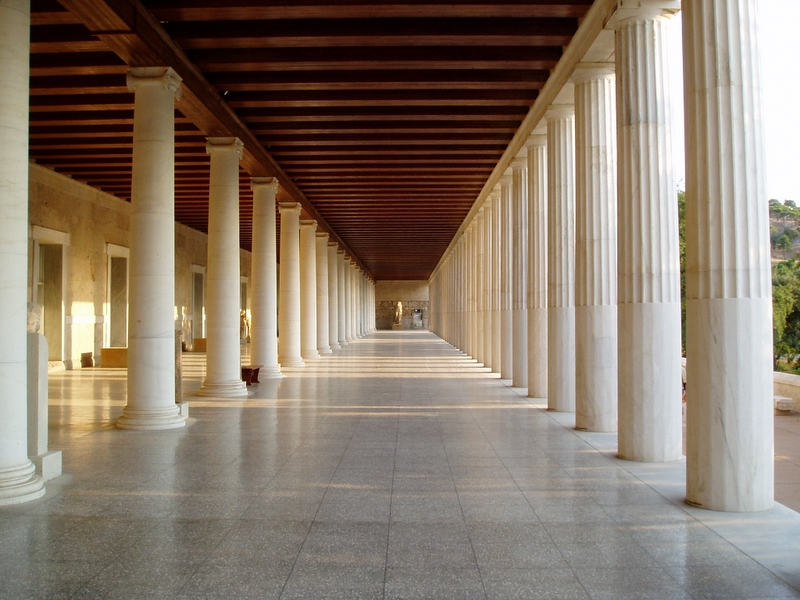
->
<box><xmin>392</xmin><ymin>301</ymin><xmax>404</xmax><ymax>330</ymax></box>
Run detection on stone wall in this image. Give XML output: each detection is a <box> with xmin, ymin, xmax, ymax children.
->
<box><xmin>28</xmin><ymin>162</ymin><xmax>251</xmax><ymax>368</ymax></box>
<box><xmin>374</xmin><ymin>280</ymin><xmax>429</xmax><ymax>329</ymax></box>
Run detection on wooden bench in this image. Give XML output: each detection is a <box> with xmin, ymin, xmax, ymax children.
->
<box><xmin>241</xmin><ymin>365</ymin><xmax>263</xmax><ymax>386</ymax></box>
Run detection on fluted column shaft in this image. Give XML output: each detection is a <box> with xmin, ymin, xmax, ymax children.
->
<box><xmin>475</xmin><ymin>211</ymin><xmax>486</xmax><ymax>365</ymax></box>
<box><xmin>120</xmin><ymin>68</ymin><xmax>190</xmax><ymax>425</ymax></box>
<box><xmin>482</xmin><ymin>200</ymin><xmax>494</xmax><ymax>370</ymax></box>
<box><xmin>683</xmin><ymin>0</ymin><xmax>772</xmax><ymax>512</ymax></box>
<box><xmin>337</xmin><ymin>251</ymin><xmax>348</xmax><ymax>346</ymax></box>
<box><xmin>512</xmin><ymin>155</ymin><xmax>529</xmax><ymax>388</ymax></box>
<box><xmin>199</xmin><ymin>138</ymin><xmax>247</xmax><ymax>397</ymax></box>
<box><xmin>574</xmin><ymin>68</ymin><xmax>618</xmax><ymax>432</ymax></box>
<box><xmin>0</xmin><ymin>0</ymin><xmax>46</xmax><ymax>503</ymax></box>
<box><xmin>278</xmin><ymin>203</ymin><xmax>304</xmax><ymax>368</ymax></box>
<box><xmin>547</xmin><ymin>106</ymin><xmax>576</xmax><ymax>412</ymax></box>
<box><xmin>315</xmin><ymin>232</ymin><xmax>332</xmax><ymax>354</ymax></box>
<box><xmin>500</xmin><ymin>174</ymin><xmax>514</xmax><ymax>380</ymax></box>
<box><xmin>466</xmin><ymin>226</ymin><xmax>476</xmax><ymax>356</ymax></box>
<box><xmin>613</xmin><ymin>7</ymin><xmax>682</xmax><ymax>461</ymax></box>
<box><xmin>299</xmin><ymin>219</ymin><xmax>320</xmax><ymax>360</ymax></box>
<box><xmin>249</xmin><ymin>177</ymin><xmax>282</xmax><ymax>378</ymax></box>
<box><xmin>526</xmin><ymin>134</ymin><xmax>548</xmax><ymax>399</ymax></box>
<box><xmin>491</xmin><ymin>190</ymin><xmax>503</xmax><ymax>373</ymax></box>
<box><xmin>345</xmin><ymin>260</ymin><xmax>354</xmax><ymax>342</ymax></box>
<box><xmin>327</xmin><ymin>242</ymin><xmax>341</xmax><ymax>350</ymax></box>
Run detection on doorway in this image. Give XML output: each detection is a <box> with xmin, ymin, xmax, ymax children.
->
<box><xmin>31</xmin><ymin>226</ymin><xmax>69</xmax><ymax>363</ymax></box>
<box><xmin>106</xmin><ymin>244</ymin><xmax>129</xmax><ymax>348</ymax></box>
<box><xmin>192</xmin><ymin>265</ymin><xmax>206</xmax><ymax>344</ymax></box>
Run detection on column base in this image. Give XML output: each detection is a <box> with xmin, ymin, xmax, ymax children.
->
<box><xmin>260</xmin><ymin>364</ymin><xmax>283</xmax><ymax>379</ymax></box>
<box><xmin>319</xmin><ymin>347</ymin><xmax>333</xmax><ymax>355</ymax></box>
<box><xmin>0</xmin><ymin>461</ymin><xmax>46</xmax><ymax>506</ymax></box>
<box><xmin>279</xmin><ymin>356</ymin><xmax>306</xmax><ymax>368</ymax></box>
<box><xmin>31</xmin><ymin>450</ymin><xmax>62</xmax><ymax>482</ymax></box>
<box><xmin>302</xmin><ymin>351</ymin><xmax>320</xmax><ymax>360</ymax></box>
<box><xmin>117</xmin><ymin>404</ymin><xmax>187</xmax><ymax>430</ymax></box>
<box><xmin>198</xmin><ymin>379</ymin><xmax>248</xmax><ymax>398</ymax></box>
<box><xmin>330</xmin><ymin>342</ymin><xmax>341</xmax><ymax>351</ymax></box>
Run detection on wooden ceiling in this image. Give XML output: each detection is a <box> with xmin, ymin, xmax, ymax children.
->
<box><xmin>29</xmin><ymin>0</ymin><xmax>592</xmax><ymax>280</ymax></box>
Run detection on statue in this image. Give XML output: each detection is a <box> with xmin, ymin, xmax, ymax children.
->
<box><xmin>394</xmin><ymin>301</ymin><xmax>403</xmax><ymax>325</ymax></box>
<box><xmin>27</xmin><ymin>302</ymin><xmax>42</xmax><ymax>333</ymax></box>
<box><xmin>240</xmin><ymin>309</ymin><xmax>250</xmax><ymax>341</ymax></box>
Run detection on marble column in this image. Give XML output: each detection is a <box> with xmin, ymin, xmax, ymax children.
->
<box><xmin>327</xmin><ymin>242</ymin><xmax>341</xmax><ymax>350</ymax></box>
<box><xmin>315</xmin><ymin>232</ymin><xmax>332</xmax><ymax>354</ymax></box>
<box><xmin>475</xmin><ymin>211</ymin><xmax>485</xmax><ymax>365</ymax></box>
<box><xmin>512</xmin><ymin>153</ymin><xmax>529</xmax><ymax>388</ymax></box>
<box><xmin>249</xmin><ymin>177</ymin><xmax>282</xmax><ymax>378</ymax></box>
<box><xmin>526</xmin><ymin>133</ymin><xmax>548</xmax><ymax>399</ymax></box>
<box><xmin>344</xmin><ymin>259</ymin><xmax>354</xmax><ymax>343</ymax></box>
<box><xmin>500</xmin><ymin>172</ymin><xmax>514</xmax><ymax>380</ymax></box>
<box><xmin>337</xmin><ymin>251</ymin><xmax>348</xmax><ymax>347</ymax></box>
<box><xmin>278</xmin><ymin>203</ymin><xmax>305</xmax><ymax>368</ymax></box>
<box><xmin>574</xmin><ymin>66</ymin><xmax>618</xmax><ymax>432</ymax></box>
<box><xmin>612</xmin><ymin>4</ymin><xmax>682</xmax><ymax>461</ymax></box>
<box><xmin>0</xmin><ymin>0</ymin><xmax>46</xmax><ymax>504</ymax></box>
<box><xmin>683</xmin><ymin>0</ymin><xmax>773</xmax><ymax>511</ymax></box>
<box><xmin>120</xmin><ymin>66</ymin><xmax>189</xmax><ymax>425</ymax></box>
<box><xmin>547</xmin><ymin>104</ymin><xmax>576</xmax><ymax>413</ymax></box>
<box><xmin>491</xmin><ymin>189</ymin><xmax>503</xmax><ymax>374</ymax></box>
<box><xmin>299</xmin><ymin>219</ymin><xmax>320</xmax><ymax>361</ymax></box>
<box><xmin>466</xmin><ymin>225</ymin><xmax>475</xmax><ymax>357</ymax></box>
<box><xmin>482</xmin><ymin>199</ymin><xmax>494</xmax><ymax>371</ymax></box>
<box><xmin>198</xmin><ymin>138</ymin><xmax>247</xmax><ymax>398</ymax></box>
<box><xmin>350</xmin><ymin>262</ymin><xmax>359</xmax><ymax>339</ymax></box>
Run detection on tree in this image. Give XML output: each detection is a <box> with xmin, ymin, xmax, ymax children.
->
<box><xmin>772</xmin><ymin>260</ymin><xmax>800</xmax><ymax>369</ymax></box>
<box><xmin>777</xmin><ymin>234</ymin><xmax>793</xmax><ymax>257</ymax></box>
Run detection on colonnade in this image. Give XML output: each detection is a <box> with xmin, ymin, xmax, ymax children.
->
<box><xmin>0</xmin><ymin>0</ymin><xmax>772</xmax><ymax>514</ymax></box>
<box><xmin>0</xmin><ymin>0</ymin><xmax>375</xmax><ymax>505</ymax></box>
<box><xmin>277</xmin><ymin>207</ymin><xmax>375</xmax><ymax>368</ymax></box>
<box><xmin>430</xmin><ymin>0</ymin><xmax>774</xmax><ymax>513</ymax></box>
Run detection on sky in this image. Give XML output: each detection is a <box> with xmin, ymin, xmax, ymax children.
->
<box><xmin>667</xmin><ymin>2</ymin><xmax>800</xmax><ymax>202</ymax></box>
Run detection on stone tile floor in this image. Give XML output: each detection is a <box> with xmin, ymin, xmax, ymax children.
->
<box><xmin>1</xmin><ymin>330</ymin><xmax>799</xmax><ymax>599</ymax></box>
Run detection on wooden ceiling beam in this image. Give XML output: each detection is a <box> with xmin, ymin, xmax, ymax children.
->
<box><xmin>190</xmin><ymin>45</ymin><xmax>562</xmax><ymax>71</ymax></box>
<box><xmin>147</xmin><ymin>1</ymin><xmax>593</xmax><ymax>21</ymax></box>
<box><xmin>165</xmin><ymin>17</ymin><xmax>576</xmax><ymax>49</ymax></box>
<box><xmin>207</xmin><ymin>68</ymin><xmax>549</xmax><ymax>88</ymax></box>
<box><xmin>55</xmin><ymin>0</ymin><xmax>372</xmax><ymax>276</ymax></box>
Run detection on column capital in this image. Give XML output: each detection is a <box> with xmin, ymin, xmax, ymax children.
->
<box><xmin>525</xmin><ymin>133</ymin><xmax>548</xmax><ymax>149</ymax></box>
<box><xmin>316</xmin><ymin>231</ymin><xmax>330</xmax><ymax>241</ymax></box>
<box><xmin>299</xmin><ymin>219</ymin><xmax>317</xmax><ymax>229</ymax></box>
<box><xmin>511</xmin><ymin>154</ymin><xmax>527</xmax><ymax>170</ymax></box>
<box><xmin>279</xmin><ymin>201</ymin><xmax>302</xmax><ymax>216</ymax></box>
<box><xmin>251</xmin><ymin>176</ymin><xmax>279</xmax><ymax>193</ymax></box>
<box><xmin>327</xmin><ymin>241</ymin><xmax>338</xmax><ymax>249</ymax></box>
<box><xmin>571</xmin><ymin>63</ymin><xmax>615</xmax><ymax>85</ymax></box>
<box><xmin>206</xmin><ymin>137</ymin><xmax>243</xmax><ymax>158</ymax></box>
<box><xmin>500</xmin><ymin>168</ymin><xmax>513</xmax><ymax>187</ymax></box>
<box><xmin>127</xmin><ymin>67</ymin><xmax>182</xmax><ymax>99</ymax></box>
<box><xmin>606</xmin><ymin>0</ymin><xmax>680</xmax><ymax>30</ymax></box>
<box><xmin>337</xmin><ymin>249</ymin><xmax>346</xmax><ymax>256</ymax></box>
<box><xmin>545</xmin><ymin>104</ymin><xmax>575</xmax><ymax>122</ymax></box>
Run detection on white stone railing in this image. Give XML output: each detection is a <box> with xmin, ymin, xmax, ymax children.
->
<box><xmin>773</xmin><ymin>372</ymin><xmax>800</xmax><ymax>411</ymax></box>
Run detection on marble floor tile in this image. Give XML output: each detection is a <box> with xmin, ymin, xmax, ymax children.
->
<box><xmin>0</xmin><ymin>331</ymin><xmax>798</xmax><ymax>599</ymax></box>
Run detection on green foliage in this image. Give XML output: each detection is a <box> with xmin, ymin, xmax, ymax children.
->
<box><xmin>772</xmin><ymin>260</ymin><xmax>800</xmax><ymax>369</ymax></box>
